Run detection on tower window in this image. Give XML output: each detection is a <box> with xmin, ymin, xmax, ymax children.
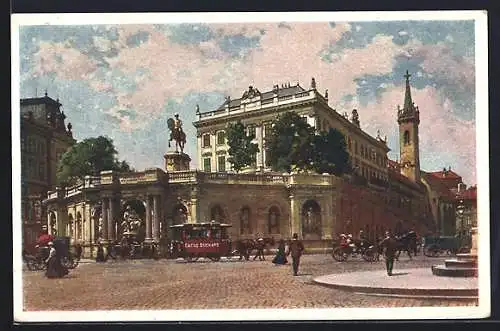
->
<box><xmin>403</xmin><ymin>130</ymin><xmax>410</xmax><ymax>145</ymax></box>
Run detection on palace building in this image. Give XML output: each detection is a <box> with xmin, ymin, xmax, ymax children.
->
<box><xmin>42</xmin><ymin>72</ymin><xmax>464</xmax><ymax>257</ymax></box>
<box><xmin>21</xmin><ymin>93</ymin><xmax>75</xmax><ymax>252</ymax></box>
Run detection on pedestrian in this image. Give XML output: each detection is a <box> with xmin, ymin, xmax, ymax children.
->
<box><xmin>379</xmin><ymin>231</ymin><xmax>398</xmax><ymax>276</ymax></box>
<box><xmin>45</xmin><ymin>242</ymin><xmax>69</xmax><ymax>278</ymax></box>
<box><xmin>286</xmin><ymin>233</ymin><xmax>304</xmax><ymax>276</ymax></box>
<box><xmin>95</xmin><ymin>242</ymin><xmax>106</xmax><ymax>262</ymax></box>
<box><xmin>74</xmin><ymin>242</ymin><xmax>83</xmax><ymax>261</ymax></box>
<box><xmin>272</xmin><ymin>239</ymin><xmax>288</xmax><ymax>265</ymax></box>
<box><xmin>253</xmin><ymin>237</ymin><xmax>265</xmax><ymax>261</ymax></box>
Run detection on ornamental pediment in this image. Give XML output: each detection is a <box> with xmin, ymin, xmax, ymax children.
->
<box><xmin>241</xmin><ymin>85</ymin><xmax>261</xmax><ymax>100</ymax></box>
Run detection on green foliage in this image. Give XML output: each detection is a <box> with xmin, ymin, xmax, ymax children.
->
<box><xmin>265</xmin><ymin>112</ymin><xmax>315</xmax><ymax>173</ymax></box>
<box><xmin>56</xmin><ymin>136</ymin><xmax>133</xmax><ymax>186</ymax></box>
<box><xmin>226</xmin><ymin>121</ymin><xmax>259</xmax><ymax>173</ymax></box>
<box><xmin>265</xmin><ymin>112</ymin><xmax>351</xmax><ymax>175</ymax></box>
<box><xmin>311</xmin><ymin>128</ymin><xmax>351</xmax><ymax>175</ymax></box>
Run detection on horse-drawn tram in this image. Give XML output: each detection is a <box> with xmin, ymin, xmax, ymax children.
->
<box><xmin>169</xmin><ymin>222</ymin><xmax>232</xmax><ymax>262</ymax></box>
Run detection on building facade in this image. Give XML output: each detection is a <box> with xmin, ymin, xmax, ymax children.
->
<box><xmin>21</xmin><ymin>93</ymin><xmax>75</xmax><ymax>252</ymax></box>
<box><xmin>42</xmin><ymin>72</ymin><xmax>468</xmax><ymax>256</ymax></box>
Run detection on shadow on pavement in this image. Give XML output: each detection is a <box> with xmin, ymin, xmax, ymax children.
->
<box><xmin>390</xmin><ymin>272</ymin><xmax>410</xmax><ymax>276</ymax></box>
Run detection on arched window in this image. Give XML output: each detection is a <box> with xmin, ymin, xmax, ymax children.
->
<box><xmin>403</xmin><ymin>130</ymin><xmax>410</xmax><ymax>145</ymax></box>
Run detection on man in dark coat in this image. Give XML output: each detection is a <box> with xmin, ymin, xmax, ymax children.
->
<box><xmin>379</xmin><ymin>231</ymin><xmax>398</xmax><ymax>276</ymax></box>
<box><xmin>253</xmin><ymin>238</ymin><xmax>265</xmax><ymax>261</ymax></box>
<box><xmin>286</xmin><ymin>233</ymin><xmax>305</xmax><ymax>276</ymax></box>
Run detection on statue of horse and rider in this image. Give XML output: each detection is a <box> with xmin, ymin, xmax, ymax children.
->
<box><xmin>167</xmin><ymin>113</ymin><xmax>186</xmax><ymax>153</ymax></box>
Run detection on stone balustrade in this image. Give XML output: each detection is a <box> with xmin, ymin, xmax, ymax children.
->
<box><xmin>197</xmin><ymin>90</ymin><xmax>316</xmax><ymax>121</ymax></box>
<box><xmin>45</xmin><ymin>169</ymin><xmax>340</xmax><ymax>202</ymax></box>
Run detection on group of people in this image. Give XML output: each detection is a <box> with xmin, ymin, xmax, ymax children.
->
<box><xmin>271</xmin><ymin>233</ymin><xmax>305</xmax><ymax>276</ymax></box>
<box><xmin>338</xmin><ymin>229</ymin><xmax>409</xmax><ymax>276</ymax></box>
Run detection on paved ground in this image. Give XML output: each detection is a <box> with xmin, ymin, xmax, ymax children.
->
<box><xmin>314</xmin><ymin>268</ymin><xmax>478</xmax><ymax>299</ymax></box>
<box><xmin>22</xmin><ymin>254</ymin><xmax>478</xmax><ymax>310</ymax></box>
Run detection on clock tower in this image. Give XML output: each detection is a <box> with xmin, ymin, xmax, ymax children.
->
<box><xmin>397</xmin><ymin>70</ymin><xmax>421</xmax><ymax>182</ymax></box>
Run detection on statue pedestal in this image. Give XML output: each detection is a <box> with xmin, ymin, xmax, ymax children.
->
<box><xmin>470</xmin><ymin>227</ymin><xmax>478</xmax><ymax>255</ymax></box>
<box><xmin>164</xmin><ymin>152</ymin><xmax>191</xmax><ymax>172</ymax></box>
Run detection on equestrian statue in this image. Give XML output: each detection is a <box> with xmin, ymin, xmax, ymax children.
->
<box><xmin>167</xmin><ymin>113</ymin><xmax>186</xmax><ymax>153</ymax></box>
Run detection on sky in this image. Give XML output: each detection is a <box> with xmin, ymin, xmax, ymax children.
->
<box><xmin>18</xmin><ymin>20</ymin><xmax>477</xmax><ymax>185</ymax></box>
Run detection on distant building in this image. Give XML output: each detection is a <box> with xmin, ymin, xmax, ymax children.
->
<box><xmin>43</xmin><ymin>71</ymin><xmax>472</xmax><ymax>257</ymax></box>
<box><xmin>21</xmin><ymin>93</ymin><xmax>75</xmax><ymax>251</ymax></box>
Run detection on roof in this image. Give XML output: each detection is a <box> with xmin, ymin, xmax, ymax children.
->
<box><xmin>388</xmin><ymin>169</ymin><xmax>425</xmax><ymax>191</ymax></box>
<box><xmin>421</xmin><ymin>171</ymin><xmax>456</xmax><ymax>199</ymax></box>
<box><xmin>216</xmin><ymin>84</ymin><xmax>307</xmax><ymax>111</ymax></box>
<box><xmin>428</xmin><ymin>168</ymin><xmax>462</xmax><ymax>180</ymax></box>
<box><xmin>387</xmin><ymin>159</ymin><xmax>400</xmax><ymax>172</ymax></box>
<box><xmin>455</xmin><ymin>186</ymin><xmax>477</xmax><ymax>201</ymax></box>
<box><xmin>20</xmin><ymin>95</ymin><xmax>62</xmax><ymax>107</ymax></box>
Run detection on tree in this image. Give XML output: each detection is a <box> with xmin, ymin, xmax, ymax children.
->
<box><xmin>226</xmin><ymin>121</ymin><xmax>259</xmax><ymax>173</ymax></box>
<box><xmin>56</xmin><ymin>136</ymin><xmax>133</xmax><ymax>186</ymax></box>
<box><xmin>265</xmin><ymin>112</ymin><xmax>316</xmax><ymax>173</ymax></box>
<box><xmin>311</xmin><ymin>128</ymin><xmax>351</xmax><ymax>175</ymax></box>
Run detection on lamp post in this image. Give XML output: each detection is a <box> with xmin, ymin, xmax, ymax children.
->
<box><xmin>456</xmin><ymin>199</ymin><xmax>465</xmax><ymax>245</ymax></box>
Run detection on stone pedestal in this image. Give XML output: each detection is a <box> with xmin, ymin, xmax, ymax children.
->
<box><xmin>470</xmin><ymin>227</ymin><xmax>478</xmax><ymax>255</ymax></box>
<box><xmin>431</xmin><ymin>227</ymin><xmax>478</xmax><ymax>278</ymax></box>
<box><xmin>164</xmin><ymin>152</ymin><xmax>191</xmax><ymax>172</ymax></box>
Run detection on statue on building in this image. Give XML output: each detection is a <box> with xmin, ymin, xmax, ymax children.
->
<box><xmin>311</xmin><ymin>77</ymin><xmax>317</xmax><ymax>89</ymax></box>
<box><xmin>351</xmin><ymin>109</ymin><xmax>360</xmax><ymax>127</ymax></box>
<box><xmin>195</xmin><ymin>104</ymin><xmax>200</xmax><ymax>115</ymax></box>
<box><xmin>67</xmin><ymin>122</ymin><xmax>72</xmax><ymax>134</ymax></box>
<box><xmin>121</xmin><ymin>205</ymin><xmax>142</xmax><ymax>234</ymax></box>
<box><xmin>167</xmin><ymin>113</ymin><xmax>186</xmax><ymax>153</ymax></box>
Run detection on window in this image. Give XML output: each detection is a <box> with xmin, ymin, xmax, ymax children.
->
<box><xmin>354</xmin><ymin>141</ymin><xmax>358</xmax><ymax>154</ymax></box>
<box><xmin>264</xmin><ymin>124</ymin><xmax>272</xmax><ymax>137</ymax></box>
<box><xmin>403</xmin><ymin>130</ymin><xmax>410</xmax><ymax>145</ymax></box>
<box><xmin>361</xmin><ymin>145</ymin><xmax>365</xmax><ymax>158</ymax></box>
<box><xmin>202</xmin><ymin>134</ymin><xmax>211</xmax><ymax>148</ymax></box>
<box><xmin>39</xmin><ymin>162</ymin><xmax>46</xmax><ymax>181</ymax></box>
<box><xmin>348</xmin><ymin>137</ymin><xmax>352</xmax><ymax>151</ymax></box>
<box><xmin>217</xmin><ymin>131</ymin><xmax>225</xmax><ymax>145</ymax></box>
<box><xmin>247</xmin><ymin>125</ymin><xmax>256</xmax><ymax>137</ymax></box>
<box><xmin>265</xmin><ymin>149</ymin><xmax>272</xmax><ymax>167</ymax></box>
<box><xmin>218</xmin><ymin>155</ymin><xmax>226</xmax><ymax>172</ymax></box>
<box><xmin>21</xmin><ymin>136</ymin><xmax>26</xmax><ymax>151</ymax></box>
<box><xmin>203</xmin><ymin>158</ymin><xmax>211</xmax><ymax>172</ymax></box>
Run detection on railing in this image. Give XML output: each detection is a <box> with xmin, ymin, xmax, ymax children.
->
<box><xmin>196</xmin><ymin>90</ymin><xmax>316</xmax><ymax>121</ymax></box>
<box><xmin>119</xmin><ymin>171</ymin><xmax>159</xmax><ymax>185</ymax></box>
<box><xmin>168</xmin><ymin>170</ymin><xmax>199</xmax><ymax>183</ymax></box>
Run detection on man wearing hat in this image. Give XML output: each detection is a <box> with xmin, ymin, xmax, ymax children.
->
<box><xmin>286</xmin><ymin>233</ymin><xmax>305</xmax><ymax>276</ymax></box>
<box><xmin>379</xmin><ymin>231</ymin><xmax>398</xmax><ymax>276</ymax></box>
<box><xmin>253</xmin><ymin>236</ymin><xmax>266</xmax><ymax>261</ymax></box>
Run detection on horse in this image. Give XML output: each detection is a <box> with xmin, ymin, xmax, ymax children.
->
<box><xmin>232</xmin><ymin>237</ymin><xmax>275</xmax><ymax>261</ymax></box>
<box><xmin>395</xmin><ymin>231</ymin><xmax>418</xmax><ymax>260</ymax></box>
<box><xmin>168</xmin><ymin>128</ymin><xmax>186</xmax><ymax>153</ymax></box>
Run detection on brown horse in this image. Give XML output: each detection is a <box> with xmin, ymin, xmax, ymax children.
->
<box><xmin>232</xmin><ymin>237</ymin><xmax>275</xmax><ymax>261</ymax></box>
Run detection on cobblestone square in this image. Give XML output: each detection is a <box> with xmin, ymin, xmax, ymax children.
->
<box><xmin>22</xmin><ymin>254</ymin><xmax>478</xmax><ymax>311</ymax></box>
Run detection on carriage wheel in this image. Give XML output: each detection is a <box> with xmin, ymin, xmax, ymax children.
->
<box><xmin>185</xmin><ymin>255</ymin><xmax>199</xmax><ymax>262</ymax></box>
<box><xmin>332</xmin><ymin>247</ymin><xmax>347</xmax><ymax>262</ymax></box>
<box><xmin>26</xmin><ymin>259</ymin><xmax>38</xmax><ymax>271</ymax></box>
<box><xmin>209</xmin><ymin>255</ymin><xmax>221</xmax><ymax>262</ymax></box>
<box><xmin>362</xmin><ymin>249</ymin><xmax>376</xmax><ymax>262</ymax></box>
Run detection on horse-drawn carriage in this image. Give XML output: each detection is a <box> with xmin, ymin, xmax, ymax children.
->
<box><xmin>423</xmin><ymin>235</ymin><xmax>470</xmax><ymax>257</ymax></box>
<box><xmin>169</xmin><ymin>222</ymin><xmax>233</xmax><ymax>262</ymax></box>
<box><xmin>24</xmin><ymin>236</ymin><xmax>79</xmax><ymax>271</ymax></box>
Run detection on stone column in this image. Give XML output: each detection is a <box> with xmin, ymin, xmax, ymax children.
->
<box><xmin>289</xmin><ymin>194</ymin><xmax>301</xmax><ymax>238</ymax></box>
<box><xmin>145</xmin><ymin>196</ymin><xmax>153</xmax><ymax>243</ymax></box>
<box><xmin>255</xmin><ymin>125</ymin><xmax>263</xmax><ymax>169</ymax></box>
<box><xmin>153</xmin><ymin>195</ymin><xmax>160</xmax><ymax>243</ymax></box>
<box><xmin>322</xmin><ymin>197</ymin><xmax>333</xmax><ymax>240</ymax></box>
<box><xmin>102</xmin><ymin>198</ymin><xmax>109</xmax><ymax>242</ymax></box>
<box><xmin>197</xmin><ymin>133</ymin><xmax>203</xmax><ymax>172</ymax></box>
<box><xmin>108</xmin><ymin>197</ymin><xmax>115</xmax><ymax>242</ymax></box>
<box><xmin>190</xmin><ymin>187</ymin><xmax>198</xmax><ymax>223</ymax></box>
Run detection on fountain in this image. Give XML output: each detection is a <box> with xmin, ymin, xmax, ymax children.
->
<box><xmin>431</xmin><ymin>227</ymin><xmax>478</xmax><ymax>277</ymax></box>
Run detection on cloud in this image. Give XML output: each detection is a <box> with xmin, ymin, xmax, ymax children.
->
<box><xmin>18</xmin><ymin>20</ymin><xmax>477</xmax><ymax>184</ymax></box>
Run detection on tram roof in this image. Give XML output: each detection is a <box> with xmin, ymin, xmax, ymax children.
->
<box><xmin>169</xmin><ymin>222</ymin><xmax>232</xmax><ymax>229</ymax></box>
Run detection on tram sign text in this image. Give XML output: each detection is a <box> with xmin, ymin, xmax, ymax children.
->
<box><xmin>185</xmin><ymin>241</ymin><xmax>220</xmax><ymax>249</ymax></box>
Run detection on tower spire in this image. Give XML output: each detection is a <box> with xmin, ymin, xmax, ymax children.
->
<box><xmin>403</xmin><ymin>70</ymin><xmax>413</xmax><ymax>111</ymax></box>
